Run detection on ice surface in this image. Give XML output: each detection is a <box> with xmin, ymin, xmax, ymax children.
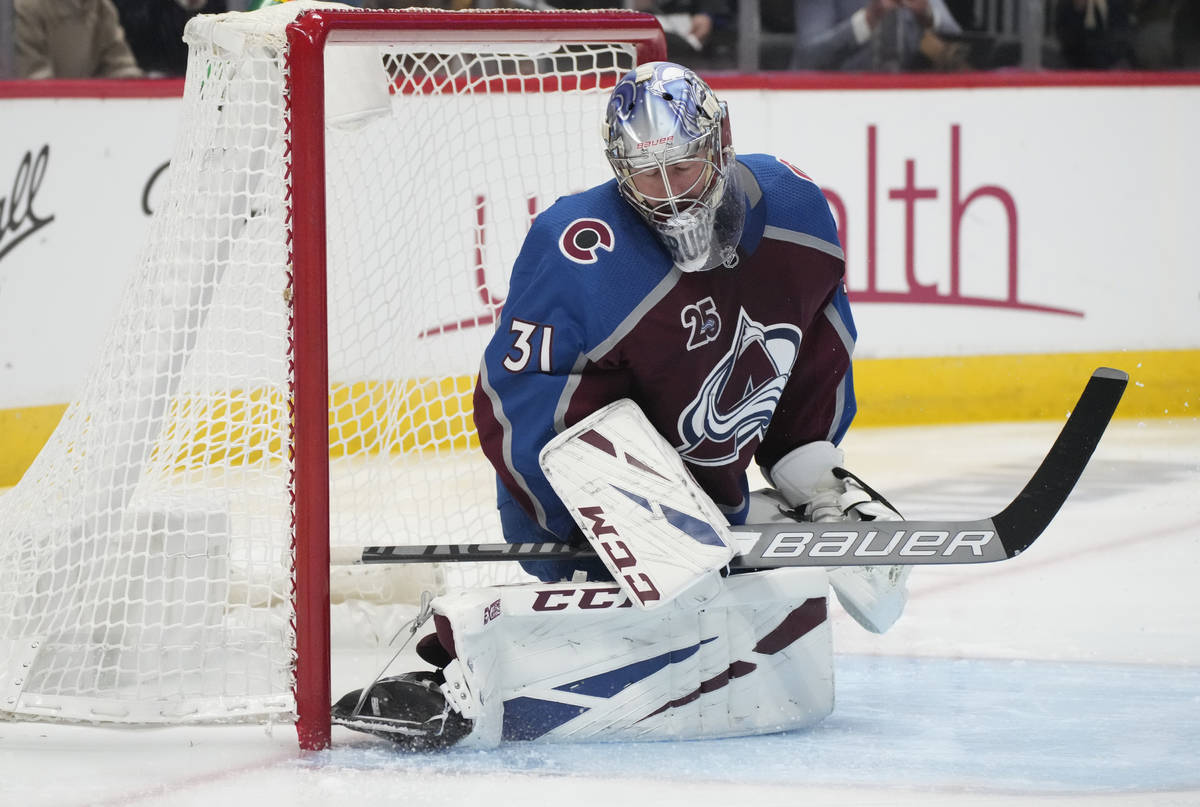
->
<box><xmin>2</xmin><ymin>418</ymin><xmax>1198</xmax><ymax>806</ymax></box>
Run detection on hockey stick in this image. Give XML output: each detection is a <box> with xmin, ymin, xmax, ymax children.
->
<box><xmin>330</xmin><ymin>368</ymin><xmax>1127</xmax><ymax>569</ymax></box>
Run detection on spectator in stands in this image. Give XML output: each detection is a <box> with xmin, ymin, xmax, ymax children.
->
<box><xmin>15</xmin><ymin>0</ymin><xmax>144</xmax><ymax>78</ymax></box>
<box><xmin>647</xmin><ymin>0</ymin><xmax>733</xmax><ymax>65</ymax></box>
<box><xmin>1176</xmin><ymin>2</ymin><xmax>1200</xmax><ymax>66</ymax></box>
<box><xmin>1131</xmin><ymin>0</ymin><xmax>1200</xmax><ymax>68</ymax></box>
<box><xmin>792</xmin><ymin>0</ymin><xmax>968</xmax><ymax>70</ymax></box>
<box><xmin>522</xmin><ymin>0</ymin><xmax>733</xmax><ymax>68</ymax></box>
<box><xmin>1055</xmin><ymin>0</ymin><xmax>1134</xmax><ymax>68</ymax></box>
<box><xmin>731</xmin><ymin>0</ymin><xmax>804</xmax><ymax>69</ymax></box>
<box><xmin>111</xmin><ymin>0</ymin><xmax>227</xmax><ymax>78</ymax></box>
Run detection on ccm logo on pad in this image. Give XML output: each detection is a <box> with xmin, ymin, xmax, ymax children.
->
<box><xmin>532</xmin><ymin>586</ymin><xmax>633</xmax><ymax>611</ymax></box>
<box><xmin>577</xmin><ymin>505</ymin><xmax>661</xmax><ymax>605</ymax></box>
<box><xmin>761</xmin><ymin>529</ymin><xmax>997</xmax><ymax>559</ymax></box>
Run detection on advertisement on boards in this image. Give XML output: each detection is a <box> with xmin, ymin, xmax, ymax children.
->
<box><xmin>1</xmin><ymin>83</ymin><xmax>1198</xmax><ymax>416</ymax></box>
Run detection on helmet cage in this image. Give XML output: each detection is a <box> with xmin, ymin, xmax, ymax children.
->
<box><xmin>609</xmin><ymin>132</ymin><xmax>727</xmax><ymax>224</ymax></box>
<box><xmin>603</xmin><ymin>62</ymin><xmax>742</xmax><ymax>271</ymax></box>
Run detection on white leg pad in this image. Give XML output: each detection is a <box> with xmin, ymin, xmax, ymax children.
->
<box><xmin>431</xmin><ymin>567</ymin><xmax>833</xmax><ymax>747</ymax></box>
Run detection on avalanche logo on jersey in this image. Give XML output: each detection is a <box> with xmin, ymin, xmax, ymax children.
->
<box><xmin>676</xmin><ymin>308</ymin><xmax>802</xmax><ymax>466</ymax></box>
<box><xmin>559</xmin><ymin>218</ymin><xmax>615</xmax><ymax>264</ymax></box>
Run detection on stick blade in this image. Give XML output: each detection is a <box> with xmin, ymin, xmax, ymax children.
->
<box><xmin>994</xmin><ymin>367</ymin><xmax>1127</xmax><ymax>556</ymax></box>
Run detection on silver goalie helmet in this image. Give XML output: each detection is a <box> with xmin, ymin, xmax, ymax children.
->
<box><xmin>603</xmin><ymin>62</ymin><xmax>745</xmax><ymax>272</ymax></box>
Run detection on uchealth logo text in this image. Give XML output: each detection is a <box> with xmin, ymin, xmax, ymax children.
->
<box><xmin>820</xmin><ymin>123</ymin><xmax>1081</xmax><ymax>318</ymax></box>
<box><xmin>759</xmin><ymin>528</ymin><xmax>997</xmax><ymax>559</ymax></box>
<box><xmin>0</xmin><ymin>145</ymin><xmax>55</xmax><ymax>265</ymax></box>
<box><xmin>578</xmin><ymin>505</ymin><xmax>661</xmax><ymax>605</ymax></box>
<box><xmin>419</xmin><ymin>122</ymin><xmax>1083</xmax><ymax>342</ymax></box>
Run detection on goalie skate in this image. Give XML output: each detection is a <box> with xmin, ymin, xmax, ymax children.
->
<box><xmin>331</xmin><ymin>671</ymin><xmax>472</xmax><ymax>750</ymax></box>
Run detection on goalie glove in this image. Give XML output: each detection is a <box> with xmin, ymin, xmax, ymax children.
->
<box><xmin>768</xmin><ymin>441</ymin><xmax>901</xmax><ymax>523</ymax></box>
<box><xmin>767</xmin><ymin>441</ymin><xmax>910</xmax><ymax>634</ymax></box>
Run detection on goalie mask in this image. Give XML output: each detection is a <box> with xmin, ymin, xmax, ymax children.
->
<box><xmin>604</xmin><ymin>62</ymin><xmax>745</xmax><ymax>273</ymax></box>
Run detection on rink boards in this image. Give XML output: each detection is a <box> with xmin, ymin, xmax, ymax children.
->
<box><xmin>2</xmin><ymin>76</ymin><xmax>1199</xmax><ymax>486</ymax></box>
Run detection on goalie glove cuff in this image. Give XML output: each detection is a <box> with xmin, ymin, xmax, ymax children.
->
<box><xmin>769</xmin><ymin>443</ymin><xmax>903</xmax><ymax>523</ymax></box>
<box><xmin>831</xmin><ymin>467</ymin><xmax>903</xmax><ymax>522</ymax></box>
<box><xmin>768</xmin><ymin>441</ymin><xmax>845</xmax><ymax>512</ymax></box>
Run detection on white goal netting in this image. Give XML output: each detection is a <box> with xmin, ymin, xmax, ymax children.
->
<box><xmin>0</xmin><ymin>3</ymin><xmax>648</xmax><ymax>729</ymax></box>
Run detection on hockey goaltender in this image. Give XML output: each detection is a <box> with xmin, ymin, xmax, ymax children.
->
<box><xmin>331</xmin><ymin>61</ymin><xmax>910</xmax><ymax>750</ymax></box>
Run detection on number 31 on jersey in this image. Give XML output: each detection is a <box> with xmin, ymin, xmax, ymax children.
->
<box><xmin>503</xmin><ymin>318</ymin><xmax>554</xmax><ymax>373</ymax></box>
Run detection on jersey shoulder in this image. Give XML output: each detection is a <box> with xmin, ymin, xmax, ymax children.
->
<box><xmin>507</xmin><ymin>182</ymin><xmax>675</xmax><ymax>345</ymax></box>
<box><xmin>740</xmin><ymin>153</ymin><xmax>841</xmax><ymax>248</ymax></box>
<box><xmin>525</xmin><ymin>181</ymin><xmax>664</xmax><ymax>275</ymax></box>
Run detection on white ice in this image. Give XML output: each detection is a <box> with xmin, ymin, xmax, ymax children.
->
<box><xmin>2</xmin><ymin>418</ymin><xmax>1198</xmax><ymax>807</ymax></box>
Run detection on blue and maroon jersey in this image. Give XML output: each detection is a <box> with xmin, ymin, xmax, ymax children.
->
<box><xmin>473</xmin><ymin>154</ymin><xmax>857</xmax><ymax>578</ymax></box>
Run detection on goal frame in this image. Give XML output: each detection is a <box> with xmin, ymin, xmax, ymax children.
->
<box><xmin>285</xmin><ymin>8</ymin><xmax>665</xmax><ymax>751</ymax></box>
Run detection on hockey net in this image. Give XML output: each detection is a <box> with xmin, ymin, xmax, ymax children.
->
<box><xmin>0</xmin><ymin>3</ymin><xmax>663</xmax><ymax>748</ymax></box>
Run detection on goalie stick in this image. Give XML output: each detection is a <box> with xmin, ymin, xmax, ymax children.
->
<box><xmin>330</xmin><ymin>368</ymin><xmax>1127</xmax><ymax>569</ymax></box>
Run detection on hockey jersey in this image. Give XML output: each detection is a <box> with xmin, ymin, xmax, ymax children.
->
<box><xmin>473</xmin><ymin>154</ymin><xmax>857</xmax><ymax>580</ymax></box>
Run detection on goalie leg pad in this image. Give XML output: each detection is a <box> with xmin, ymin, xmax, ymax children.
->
<box><xmin>431</xmin><ymin>567</ymin><xmax>833</xmax><ymax>748</ymax></box>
